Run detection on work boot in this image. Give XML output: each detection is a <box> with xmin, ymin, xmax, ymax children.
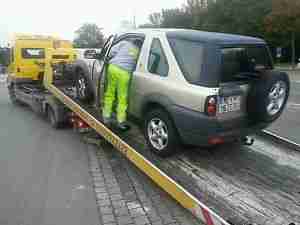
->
<box><xmin>116</xmin><ymin>122</ymin><xmax>131</xmax><ymax>132</ymax></box>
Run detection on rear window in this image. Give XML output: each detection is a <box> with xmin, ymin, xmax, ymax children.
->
<box><xmin>221</xmin><ymin>46</ymin><xmax>273</xmax><ymax>82</ymax></box>
<box><xmin>168</xmin><ymin>38</ymin><xmax>204</xmax><ymax>84</ymax></box>
<box><xmin>21</xmin><ymin>48</ymin><xmax>45</xmax><ymax>59</ymax></box>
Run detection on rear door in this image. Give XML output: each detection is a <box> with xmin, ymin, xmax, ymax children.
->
<box><xmin>98</xmin><ymin>34</ymin><xmax>145</xmax><ymax>109</ymax></box>
<box><xmin>94</xmin><ymin>35</ymin><xmax>115</xmax><ymax>106</ymax></box>
<box><xmin>217</xmin><ymin>45</ymin><xmax>273</xmax><ymax>126</ymax></box>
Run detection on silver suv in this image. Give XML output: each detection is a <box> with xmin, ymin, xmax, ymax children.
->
<box><xmin>73</xmin><ymin>29</ymin><xmax>290</xmax><ymax>156</ymax></box>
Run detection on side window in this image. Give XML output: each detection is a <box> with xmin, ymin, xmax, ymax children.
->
<box><xmin>147</xmin><ymin>38</ymin><xmax>169</xmax><ymax>77</ymax></box>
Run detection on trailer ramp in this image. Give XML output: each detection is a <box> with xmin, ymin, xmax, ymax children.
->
<box><xmin>47</xmin><ymin>83</ymin><xmax>231</xmax><ymax>225</ymax></box>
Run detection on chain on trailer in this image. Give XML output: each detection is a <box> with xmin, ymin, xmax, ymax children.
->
<box><xmin>43</xmin><ymin>49</ymin><xmax>263</xmax><ymax>225</ymax></box>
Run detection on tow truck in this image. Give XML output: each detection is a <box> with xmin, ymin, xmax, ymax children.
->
<box><xmin>5</xmin><ymin>32</ymin><xmax>231</xmax><ymax>225</ymax></box>
<box><xmin>6</xmin><ymin>31</ymin><xmax>296</xmax><ymax>225</ymax></box>
<box><xmin>6</xmin><ymin>35</ymin><xmax>76</xmax><ymax>127</ymax></box>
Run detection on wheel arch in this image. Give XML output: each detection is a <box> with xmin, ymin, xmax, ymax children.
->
<box><xmin>141</xmin><ymin>95</ymin><xmax>182</xmax><ymax>142</ymax></box>
<box><xmin>141</xmin><ymin>94</ymin><xmax>174</xmax><ymax>119</ymax></box>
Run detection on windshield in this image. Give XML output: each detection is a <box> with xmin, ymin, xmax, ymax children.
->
<box><xmin>168</xmin><ymin>38</ymin><xmax>204</xmax><ymax>84</ymax></box>
<box><xmin>221</xmin><ymin>45</ymin><xmax>273</xmax><ymax>82</ymax></box>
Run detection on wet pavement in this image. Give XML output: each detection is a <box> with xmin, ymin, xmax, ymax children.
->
<box><xmin>55</xmin><ymin>69</ymin><xmax>300</xmax><ymax>225</ymax></box>
<box><xmin>0</xmin><ymin>84</ymin><xmax>100</xmax><ymax>225</ymax></box>
<box><xmin>118</xmin><ymin>123</ymin><xmax>300</xmax><ymax>225</ymax></box>
<box><xmin>84</xmin><ymin>135</ymin><xmax>203</xmax><ymax>225</ymax></box>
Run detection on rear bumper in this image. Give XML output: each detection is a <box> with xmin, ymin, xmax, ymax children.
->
<box><xmin>170</xmin><ymin>105</ymin><xmax>269</xmax><ymax>146</ymax></box>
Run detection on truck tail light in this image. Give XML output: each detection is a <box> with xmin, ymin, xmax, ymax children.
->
<box><xmin>205</xmin><ymin>96</ymin><xmax>217</xmax><ymax>116</ymax></box>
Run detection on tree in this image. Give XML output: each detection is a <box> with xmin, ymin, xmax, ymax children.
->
<box><xmin>184</xmin><ymin>0</ymin><xmax>209</xmax><ymax>28</ymax></box>
<box><xmin>73</xmin><ymin>23</ymin><xmax>104</xmax><ymax>48</ymax></box>
<box><xmin>265</xmin><ymin>0</ymin><xmax>300</xmax><ymax>67</ymax></box>
<box><xmin>201</xmin><ymin>0</ymin><xmax>272</xmax><ymax>37</ymax></box>
<box><xmin>160</xmin><ymin>8</ymin><xmax>193</xmax><ymax>28</ymax></box>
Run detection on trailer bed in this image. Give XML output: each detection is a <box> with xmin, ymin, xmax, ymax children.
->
<box><xmin>52</xmin><ymin>83</ymin><xmax>300</xmax><ymax>225</ymax></box>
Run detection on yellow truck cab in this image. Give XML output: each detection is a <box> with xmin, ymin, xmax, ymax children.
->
<box><xmin>6</xmin><ymin>34</ymin><xmax>76</xmax><ymax>128</ymax></box>
<box><xmin>8</xmin><ymin>34</ymin><xmax>75</xmax><ymax>82</ymax></box>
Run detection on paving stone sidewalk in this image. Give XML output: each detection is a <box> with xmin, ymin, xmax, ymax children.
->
<box><xmin>84</xmin><ymin>134</ymin><xmax>203</xmax><ymax>225</ymax></box>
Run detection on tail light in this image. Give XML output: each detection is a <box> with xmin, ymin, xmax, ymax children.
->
<box><xmin>205</xmin><ymin>96</ymin><xmax>217</xmax><ymax>116</ymax></box>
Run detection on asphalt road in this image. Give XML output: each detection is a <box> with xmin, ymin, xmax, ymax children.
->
<box><xmin>0</xmin><ymin>84</ymin><xmax>100</xmax><ymax>225</ymax></box>
<box><xmin>267</xmin><ymin>71</ymin><xmax>300</xmax><ymax>144</ymax></box>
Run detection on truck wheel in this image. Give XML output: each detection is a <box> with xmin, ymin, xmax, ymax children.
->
<box><xmin>144</xmin><ymin>109</ymin><xmax>180</xmax><ymax>157</ymax></box>
<box><xmin>8</xmin><ymin>85</ymin><xmax>21</xmax><ymax>105</ymax></box>
<box><xmin>75</xmin><ymin>69</ymin><xmax>94</xmax><ymax>103</ymax></box>
<box><xmin>247</xmin><ymin>71</ymin><xmax>290</xmax><ymax>123</ymax></box>
<box><xmin>47</xmin><ymin>106</ymin><xmax>60</xmax><ymax>129</ymax></box>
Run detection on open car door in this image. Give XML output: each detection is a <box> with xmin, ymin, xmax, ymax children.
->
<box><xmin>94</xmin><ymin>35</ymin><xmax>116</xmax><ymax>107</ymax></box>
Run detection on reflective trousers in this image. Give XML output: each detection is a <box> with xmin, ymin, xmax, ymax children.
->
<box><xmin>103</xmin><ymin>64</ymin><xmax>130</xmax><ymax>123</ymax></box>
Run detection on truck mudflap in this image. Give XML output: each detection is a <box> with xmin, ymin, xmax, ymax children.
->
<box><xmin>47</xmin><ymin>83</ymin><xmax>231</xmax><ymax>225</ymax></box>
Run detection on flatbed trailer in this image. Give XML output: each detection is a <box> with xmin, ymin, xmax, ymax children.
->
<box><xmin>43</xmin><ymin>62</ymin><xmax>231</xmax><ymax>225</ymax></box>
<box><xmin>10</xmin><ymin>51</ymin><xmax>299</xmax><ymax>225</ymax></box>
<box><xmin>49</xmin><ymin>82</ymin><xmax>300</xmax><ymax>225</ymax></box>
<box><xmin>44</xmin><ymin>50</ymin><xmax>300</xmax><ymax>225</ymax></box>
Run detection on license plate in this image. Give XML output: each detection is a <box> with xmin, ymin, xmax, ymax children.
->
<box><xmin>218</xmin><ymin>96</ymin><xmax>241</xmax><ymax>113</ymax></box>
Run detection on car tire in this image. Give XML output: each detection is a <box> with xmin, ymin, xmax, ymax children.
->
<box><xmin>247</xmin><ymin>71</ymin><xmax>290</xmax><ymax>123</ymax></box>
<box><xmin>75</xmin><ymin>69</ymin><xmax>94</xmax><ymax>103</ymax></box>
<box><xmin>144</xmin><ymin>109</ymin><xmax>180</xmax><ymax>157</ymax></box>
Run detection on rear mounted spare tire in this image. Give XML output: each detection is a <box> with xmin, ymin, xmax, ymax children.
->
<box><xmin>247</xmin><ymin>71</ymin><xmax>289</xmax><ymax>123</ymax></box>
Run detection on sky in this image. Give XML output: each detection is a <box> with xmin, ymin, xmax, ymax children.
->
<box><xmin>0</xmin><ymin>0</ymin><xmax>185</xmax><ymax>46</ymax></box>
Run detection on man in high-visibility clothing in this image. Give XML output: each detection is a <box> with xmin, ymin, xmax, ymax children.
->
<box><xmin>102</xmin><ymin>39</ymin><xmax>142</xmax><ymax>131</ymax></box>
